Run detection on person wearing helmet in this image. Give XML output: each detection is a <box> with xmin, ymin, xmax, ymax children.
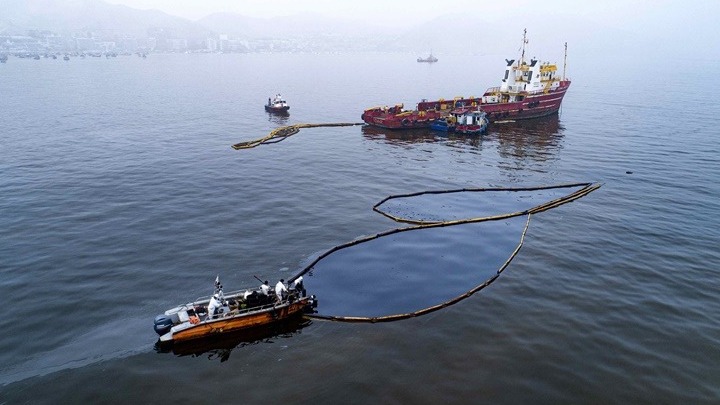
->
<box><xmin>207</xmin><ymin>293</ymin><xmax>222</xmax><ymax>319</ymax></box>
<box><xmin>292</xmin><ymin>276</ymin><xmax>305</xmax><ymax>297</ymax></box>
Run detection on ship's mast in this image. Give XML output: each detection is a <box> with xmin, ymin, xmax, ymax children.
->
<box><xmin>519</xmin><ymin>28</ymin><xmax>528</xmax><ymax>66</ymax></box>
<box><xmin>563</xmin><ymin>42</ymin><xmax>568</xmax><ymax>80</ymax></box>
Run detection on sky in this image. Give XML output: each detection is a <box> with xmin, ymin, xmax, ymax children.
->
<box><xmin>103</xmin><ymin>0</ymin><xmax>627</xmax><ymax>25</ymax></box>
<box><xmin>83</xmin><ymin>0</ymin><xmax>720</xmax><ymax>59</ymax></box>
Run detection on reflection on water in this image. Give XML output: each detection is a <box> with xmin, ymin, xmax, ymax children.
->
<box><xmin>489</xmin><ymin>114</ymin><xmax>565</xmax><ymax>164</ymax></box>
<box><xmin>155</xmin><ymin>317</ymin><xmax>311</xmax><ymax>362</ymax></box>
<box><xmin>360</xmin><ymin>114</ymin><xmax>564</xmax><ymax>162</ymax></box>
<box><xmin>266</xmin><ymin>110</ymin><xmax>290</xmax><ymax>126</ymax></box>
<box><xmin>361</xmin><ymin>125</ymin><xmax>438</xmax><ymax>145</ymax></box>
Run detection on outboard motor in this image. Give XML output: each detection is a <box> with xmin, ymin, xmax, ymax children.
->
<box><xmin>305</xmin><ymin>295</ymin><xmax>318</xmax><ymax>313</ymax></box>
<box><xmin>153</xmin><ymin>314</ymin><xmax>174</xmax><ymax>336</ymax></box>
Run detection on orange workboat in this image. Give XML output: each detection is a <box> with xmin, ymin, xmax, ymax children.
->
<box><xmin>153</xmin><ymin>276</ymin><xmax>316</xmax><ymax>345</ymax></box>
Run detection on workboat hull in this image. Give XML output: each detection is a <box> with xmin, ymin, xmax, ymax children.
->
<box><xmin>157</xmin><ymin>316</ymin><xmax>311</xmax><ymax>356</ymax></box>
<box><xmin>160</xmin><ymin>297</ymin><xmax>310</xmax><ymax>344</ymax></box>
<box><xmin>265</xmin><ymin>105</ymin><xmax>290</xmax><ymax>113</ymax></box>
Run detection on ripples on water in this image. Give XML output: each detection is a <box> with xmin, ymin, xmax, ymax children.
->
<box><xmin>1</xmin><ymin>53</ymin><xmax>719</xmax><ymax>403</ymax></box>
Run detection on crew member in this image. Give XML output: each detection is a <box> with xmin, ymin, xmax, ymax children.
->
<box><xmin>292</xmin><ymin>276</ymin><xmax>305</xmax><ymax>297</ymax></box>
<box><xmin>260</xmin><ymin>280</ymin><xmax>270</xmax><ymax>296</ymax></box>
<box><xmin>275</xmin><ymin>279</ymin><xmax>288</xmax><ymax>301</ymax></box>
<box><xmin>207</xmin><ymin>293</ymin><xmax>222</xmax><ymax>319</ymax></box>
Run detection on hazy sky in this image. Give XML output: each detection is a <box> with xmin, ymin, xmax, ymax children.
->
<box><xmin>103</xmin><ymin>0</ymin><xmax>638</xmax><ymax>25</ymax></box>
<box><xmin>99</xmin><ymin>0</ymin><xmax>720</xmax><ymax>58</ymax></box>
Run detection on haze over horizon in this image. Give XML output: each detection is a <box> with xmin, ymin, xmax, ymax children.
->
<box><xmin>2</xmin><ymin>0</ymin><xmax>719</xmax><ymax>60</ymax></box>
<box><xmin>128</xmin><ymin>0</ymin><xmax>720</xmax><ymax>62</ymax></box>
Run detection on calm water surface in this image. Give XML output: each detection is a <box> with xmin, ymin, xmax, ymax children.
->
<box><xmin>1</xmin><ymin>52</ymin><xmax>719</xmax><ymax>404</ymax></box>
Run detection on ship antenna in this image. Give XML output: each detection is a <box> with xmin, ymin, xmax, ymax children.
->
<box><xmin>519</xmin><ymin>28</ymin><xmax>528</xmax><ymax>66</ymax></box>
<box><xmin>563</xmin><ymin>42</ymin><xmax>568</xmax><ymax>81</ymax></box>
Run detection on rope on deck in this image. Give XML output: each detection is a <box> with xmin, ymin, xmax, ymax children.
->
<box><xmin>289</xmin><ymin>182</ymin><xmax>601</xmax><ymax>323</ymax></box>
<box><xmin>231</xmin><ymin>123</ymin><xmax>365</xmax><ymax>150</ymax></box>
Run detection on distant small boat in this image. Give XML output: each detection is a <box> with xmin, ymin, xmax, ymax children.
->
<box><xmin>63</xmin><ymin>55</ymin><xmax>70</xmax><ymax>61</ymax></box>
<box><xmin>265</xmin><ymin>94</ymin><xmax>290</xmax><ymax>113</ymax></box>
<box><xmin>417</xmin><ymin>52</ymin><xmax>438</xmax><ymax>63</ymax></box>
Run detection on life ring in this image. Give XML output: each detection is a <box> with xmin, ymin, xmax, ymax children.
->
<box><xmin>401</xmin><ymin>118</ymin><xmax>410</xmax><ymax>126</ymax></box>
<box><xmin>189</xmin><ymin>316</ymin><xmax>200</xmax><ymax>324</ymax></box>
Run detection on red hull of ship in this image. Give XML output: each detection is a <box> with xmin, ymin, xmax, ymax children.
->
<box><xmin>362</xmin><ymin>80</ymin><xmax>571</xmax><ymax>129</ymax></box>
<box><xmin>360</xmin><ymin>107</ymin><xmax>445</xmax><ymax>129</ymax></box>
<box><xmin>480</xmin><ymin>81</ymin><xmax>571</xmax><ymax>121</ymax></box>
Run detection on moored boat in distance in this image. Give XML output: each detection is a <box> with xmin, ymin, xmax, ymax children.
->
<box><xmin>417</xmin><ymin>52</ymin><xmax>438</xmax><ymax>63</ymax></box>
<box><xmin>153</xmin><ymin>276</ymin><xmax>317</xmax><ymax>346</ymax></box>
<box><xmin>362</xmin><ymin>29</ymin><xmax>571</xmax><ymax>128</ymax></box>
<box><xmin>265</xmin><ymin>93</ymin><xmax>290</xmax><ymax>113</ymax></box>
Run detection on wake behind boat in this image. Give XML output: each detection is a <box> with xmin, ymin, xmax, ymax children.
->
<box><xmin>153</xmin><ymin>276</ymin><xmax>316</xmax><ymax>346</ymax></box>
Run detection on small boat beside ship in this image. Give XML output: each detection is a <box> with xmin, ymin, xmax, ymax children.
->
<box><xmin>265</xmin><ymin>94</ymin><xmax>290</xmax><ymax>113</ymax></box>
<box><xmin>431</xmin><ymin>108</ymin><xmax>488</xmax><ymax>134</ymax></box>
<box><xmin>153</xmin><ymin>276</ymin><xmax>317</xmax><ymax>346</ymax></box>
<box><xmin>363</xmin><ymin>29</ymin><xmax>570</xmax><ymax>128</ymax></box>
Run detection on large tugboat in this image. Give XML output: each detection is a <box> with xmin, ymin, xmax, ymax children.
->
<box><xmin>153</xmin><ymin>276</ymin><xmax>316</xmax><ymax>346</ymax></box>
<box><xmin>362</xmin><ymin>29</ymin><xmax>570</xmax><ymax>128</ymax></box>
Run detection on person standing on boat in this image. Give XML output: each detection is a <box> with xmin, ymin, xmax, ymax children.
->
<box><xmin>292</xmin><ymin>276</ymin><xmax>305</xmax><ymax>297</ymax></box>
<box><xmin>275</xmin><ymin>279</ymin><xmax>288</xmax><ymax>301</ymax></box>
<box><xmin>207</xmin><ymin>275</ymin><xmax>225</xmax><ymax>318</ymax></box>
<box><xmin>207</xmin><ymin>293</ymin><xmax>222</xmax><ymax>319</ymax></box>
<box><xmin>260</xmin><ymin>280</ymin><xmax>270</xmax><ymax>296</ymax></box>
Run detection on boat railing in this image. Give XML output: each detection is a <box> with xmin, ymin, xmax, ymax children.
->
<box><xmin>192</xmin><ymin>288</ymin><xmax>303</xmax><ymax>309</ymax></box>
<box><xmin>193</xmin><ymin>287</ymin><xmax>256</xmax><ymax>303</ymax></box>
<box><xmin>208</xmin><ymin>294</ymin><xmax>305</xmax><ymax>320</ymax></box>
